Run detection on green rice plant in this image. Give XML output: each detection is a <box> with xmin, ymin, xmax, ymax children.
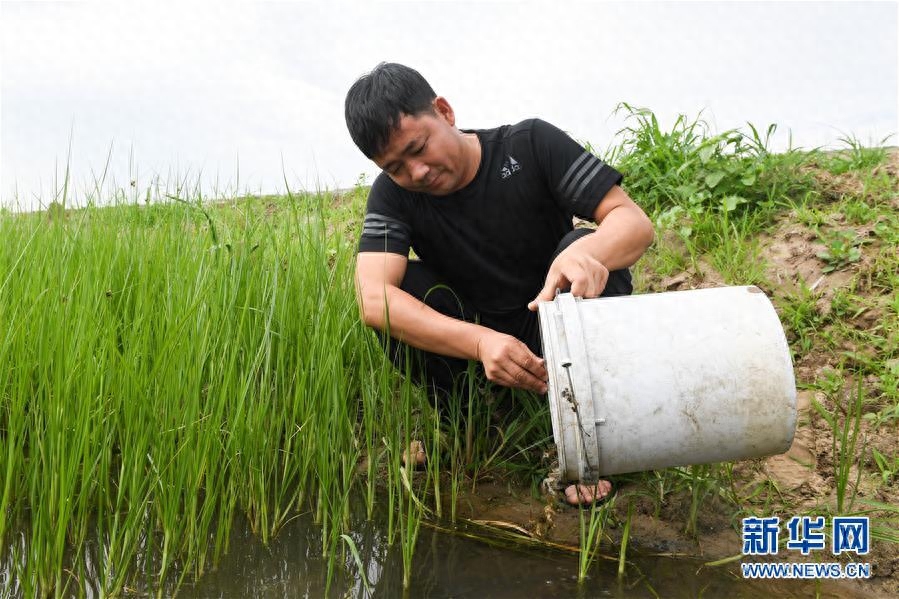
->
<box><xmin>3</xmin><ymin>113</ymin><xmax>893</xmax><ymax>594</ymax></box>
<box><xmin>625</xmin><ymin>462</ymin><xmax>739</xmax><ymax>539</ymax></box>
<box><xmin>617</xmin><ymin>499</ymin><xmax>634</xmax><ymax>580</ymax></box>
<box><xmin>365</xmin><ymin>325</ymin><xmax>432</xmax><ymax>592</ymax></box>
<box><xmin>340</xmin><ymin>533</ymin><xmax>373</xmax><ymax>595</ymax></box>
<box><xmin>0</xmin><ymin>185</ymin><xmax>392</xmax><ymax>595</ymax></box>
<box><xmin>425</xmin><ymin>364</ymin><xmax>481</xmax><ymax>525</ymax></box>
<box><xmin>576</xmin><ymin>492</ymin><xmax>615</xmax><ymax>583</ymax></box>
<box><xmin>441</xmin><ymin>373</ymin><xmax>472</xmax><ymax>524</ymax></box>
<box><xmin>358</xmin><ymin>316</ymin><xmax>399</xmax><ymax>521</ymax></box>
<box><xmin>426</xmin><ymin>399</ymin><xmax>444</xmax><ymax>521</ymax></box>
<box><xmin>489</xmin><ymin>392</ymin><xmax>553</xmax><ymax>488</ymax></box>
<box><xmin>646</xmin><ymin>462</ymin><xmax>737</xmax><ymax>539</ymax></box>
<box><xmin>683</xmin><ymin>465</ymin><xmax>714</xmax><ymax>538</ymax></box>
<box><xmin>395</xmin><ymin>378</ymin><xmax>428</xmax><ymax>591</ymax></box>
<box><xmin>463</xmin><ymin>386</ymin><xmax>550</xmax><ymax>488</ymax></box>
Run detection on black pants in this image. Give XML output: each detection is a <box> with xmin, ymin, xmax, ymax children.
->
<box><xmin>377</xmin><ymin>228</ymin><xmax>633</xmax><ymax>399</ymax></box>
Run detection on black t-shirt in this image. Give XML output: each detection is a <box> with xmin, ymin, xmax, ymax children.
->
<box><xmin>358</xmin><ymin>118</ymin><xmax>623</xmax><ymax>316</ymax></box>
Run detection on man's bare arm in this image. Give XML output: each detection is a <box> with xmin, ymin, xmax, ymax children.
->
<box><xmin>356</xmin><ymin>252</ymin><xmax>547</xmax><ymax>392</ymax></box>
<box><xmin>529</xmin><ymin>185</ymin><xmax>654</xmax><ymax>309</ymax></box>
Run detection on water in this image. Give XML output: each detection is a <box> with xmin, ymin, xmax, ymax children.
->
<box><xmin>173</xmin><ymin>510</ymin><xmax>855</xmax><ymax>599</ymax></box>
<box><xmin>2</xmin><ymin>501</ymin><xmax>867</xmax><ymax>598</ymax></box>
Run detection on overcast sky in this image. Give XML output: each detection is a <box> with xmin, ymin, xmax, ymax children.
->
<box><xmin>1</xmin><ymin>1</ymin><xmax>897</xmax><ymax>211</ymax></box>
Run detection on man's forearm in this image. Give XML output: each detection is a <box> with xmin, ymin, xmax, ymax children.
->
<box><xmin>359</xmin><ymin>283</ymin><xmax>490</xmax><ymax>360</ymax></box>
<box><xmin>579</xmin><ymin>204</ymin><xmax>655</xmax><ymax>270</ymax></box>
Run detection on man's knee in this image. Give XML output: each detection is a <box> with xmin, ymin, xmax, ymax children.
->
<box><xmin>400</xmin><ymin>261</ymin><xmax>469</xmax><ymax>321</ymax></box>
<box><xmin>602</xmin><ymin>268</ymin><xmax>633</xmax><ymax>297</ymax></box>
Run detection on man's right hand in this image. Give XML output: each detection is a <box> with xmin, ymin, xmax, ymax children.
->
<box><xmin>477</xmin><ymin>331</ymin><xmax>548</xmax><ymax>394</ymax></box>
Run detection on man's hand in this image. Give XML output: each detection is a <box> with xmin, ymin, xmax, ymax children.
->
<box><xmin>477</xmin><ymin>331</ymin><xmax>548</xmax><ymax>393</ymax></box>
<box><xmin>528</xmin><ymin>186</ymin><xmax>654</xmax><ymax>311</ymax></box>
<box><xmin>528</xmin><ymin>244</ymin><xmax>609</xmax><ymax>311</ymax></box>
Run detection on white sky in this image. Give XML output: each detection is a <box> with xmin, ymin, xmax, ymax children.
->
<box><xmin>1</xmin><ymin>0</ymin><xmax>897</xmax><ymax>211</ymax></box>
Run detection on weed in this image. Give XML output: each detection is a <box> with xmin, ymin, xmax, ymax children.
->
<box><xmin>811</xmin><ymin>379</ymin><xmax>866</xmax><ymax>514</ymax></box>
<box><xmin>816</xmin><ymin>229</ymin><xmax>863</xmax><ymax>272</ymax></box>
<box><xmin>842</xmin><ymin>198</ymin><xmax>878</xmax><ymax>225</ymax></box>
<box><xmin>825</xmin><ymin>133</ymin><xmax>892</xmax><ymax>175</ymax></box>
<box><xmin>871</xmin><ymin>448</ymin><xmax>898</xmax><ymax>486</ymax></box>
<box><xmin>777</xmin><ymin>284</ymin><xmax>824</xmax><ymax>357</ymax></box>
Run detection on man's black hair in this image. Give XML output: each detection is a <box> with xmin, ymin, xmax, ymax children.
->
<box><xmin>345</xmin><ymin>62</ymin><xmax>437</xmax><ymax>159</ymax></box>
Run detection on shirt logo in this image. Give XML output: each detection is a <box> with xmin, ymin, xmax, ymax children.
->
<box><xmin>500</xmin><ymin>155</ymin><xmax>521</xmax><ymax>179</ymax></box>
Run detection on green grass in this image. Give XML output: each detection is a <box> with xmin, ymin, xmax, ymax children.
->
<box><xmin>0</xmin><ymin>190</ymin><xmax>407</xmax><ymax>595</ymax></box>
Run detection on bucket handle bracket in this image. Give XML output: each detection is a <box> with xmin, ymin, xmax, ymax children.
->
<box><xmin>556</xmin><ymin>293</ymin><xmax>602</xmax><ymax>482</ymax></box>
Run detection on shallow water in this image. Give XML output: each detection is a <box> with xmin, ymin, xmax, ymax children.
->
<box><xmin>2</xmin><ymin>503</ymin><xmax>860</xmax><ymax>598</ymax></box>
<box><xmin>174</xmin><ymin>510</ymin><xmax>853</xmax><ymax>599</ymax></box>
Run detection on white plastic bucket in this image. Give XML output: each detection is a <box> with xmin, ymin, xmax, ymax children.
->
<box><xmin>537</xmin><ymin>286</ymin><xmax>797</xmax><ymax>482</ymax></box>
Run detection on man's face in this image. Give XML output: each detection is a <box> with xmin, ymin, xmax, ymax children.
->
<box><xmin>373</xmin><ymin>98</ymin><xmax>470</xmax><ymax>196</ymax></box>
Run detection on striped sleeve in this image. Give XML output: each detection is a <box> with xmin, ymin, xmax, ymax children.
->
<box><xmin>357</xmin><ymin>173</ymin><xmax>413</xmax><ymax>255</ymax></box>
<box><xmin>358</xmin><ymin>211</ymin><xmax>412</xmax><ymax>255</ymax></box>
<box><xmin>557</xmin><ymin>152</ymin><xmax>610</xmax><ymax>205</ymax></box>
<box><xmin>531</xmin><ymin>119</ymin><xmax>623</xmax><ymax>220</ymax></box>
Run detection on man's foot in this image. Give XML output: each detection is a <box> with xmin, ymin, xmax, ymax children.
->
<box><xmin>401</xmin><ymin>440</ymin><xmax>427</xmax><ymax>469</ymax></box>
<box><xmin>563</xmin><ymin>480</ymin><xmax>613</xmax><ymax>506</ymax></box>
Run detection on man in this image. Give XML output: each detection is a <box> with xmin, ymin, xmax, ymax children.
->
<box><xmin>344</xmin><ymin>63</ymin><xmax>654</xmax><ymax>505</ymax></box>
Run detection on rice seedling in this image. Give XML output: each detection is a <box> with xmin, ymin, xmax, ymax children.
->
<box><xmin>340</xmin><ymin>532</ymin><xmax>373</xmax><ymax>595</ymax></box>
<box><xmin>387</xmin><ymin>358</ymin><xmax>431</xmax><ymax>591</ymax></box>
<box><xmin>442</xmin><ymin>375</ymin><xmax>470</xmax><ymax>525</ymax></box>
<box><xmin>576</xmin><ymin>491</ymin><xmax>615</xmax><ymax>583</ymax></box>
<box><xmin>617</xmin><ymin>499</ymin><xmax>634</xmax><ymax>580</ymax></box>
<box><xmin>0</xmin><ymin>186</ymin><xmax>399</xmax><ymax>595</ymax></box>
